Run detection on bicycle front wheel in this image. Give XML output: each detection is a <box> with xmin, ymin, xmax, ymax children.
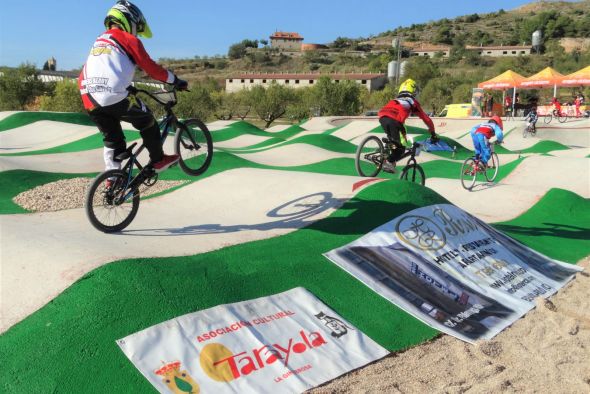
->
<box><xmin>175</xmin><ymin>118</ymin><xmax>213</xmax><ymax>176</ymax></box>
<box><xmin>523</xmin><ymin>126</ymin><xmax>528</xmax><ymax>138</ymax></box>
<box><xmin>460</xmin><ymin>158</ymin><xmax>477</xmax><ymax>190</ymax></box>
<box><xmin>355</xmin><ymin>135</ymin><xmax>384</xmax><ymax>177</ymax></box>
<box><xmin>485</xmin><ymin>152</ymin><xmax>500</xmax><ymax>182</ymax></box>
<box><xmin>399</xmin><ymin>163</ymin><xmax>426</xmax><ymax>185</ymax></box>
<box><xmin>85</xmin><ymin>169</ymin><xmax>140</xmax><ymax>233</ymax></box>
<box><xmin>544</xmin><ymin>114</ymin><xmax>552</xmax><ymax>124</ymax></box>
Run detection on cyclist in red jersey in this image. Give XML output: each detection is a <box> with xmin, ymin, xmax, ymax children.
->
<box><xmin>377</xmin><ymin>79</ymin><xmax>438</xmax><ymax>172</ymax></box>
<box><xmin>551</xmin><ymin>97</ymin><xmax>562</xmax><ymax>116</ymax></box>
<box><xmin>79</xmin><ymin>1</ymin><xmax>188</xmax><ymax>174</ymax></box>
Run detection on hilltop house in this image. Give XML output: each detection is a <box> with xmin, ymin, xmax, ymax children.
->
<box><xmin>270</xmin><ymin>31</ymin><xmax>304</xmax><ymax>51</ymax></box>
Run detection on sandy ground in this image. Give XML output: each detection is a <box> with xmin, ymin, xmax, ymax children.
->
<box><xmin>313</xmin><ymin>257</ymin><xmax>590</xmax><ymax>394</ymax></box>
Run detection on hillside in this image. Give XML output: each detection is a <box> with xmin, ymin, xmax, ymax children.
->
<box><xmin>159</xmin><ymin>0</ymin><xmax>590</xmax><ymax>83</ymax></box>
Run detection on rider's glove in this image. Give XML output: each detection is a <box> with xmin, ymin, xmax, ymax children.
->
<box><xmin>173</xmin><ymin>76</ymin><xmax>189</xmax><ymax>91</ymax></box>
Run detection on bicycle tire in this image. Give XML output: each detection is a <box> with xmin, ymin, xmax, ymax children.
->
<box><xmin>558</xmin><ymin>113</ymin><xmax>568</xmax><ymax>123</ymax></box>
<box><xmin>544</xmin><ymin>114</ymin><xmax>552</xmax><ymax>124</ymax></box>
<box><xmin>174</xmin><ymin>118</ymin><xmax>213</xmax><ymax>176</ymax></box>
<box><xmin>485</xmin><ymin>152</ymin><xmax>500</xmax><ymax>182</ymax></box>
<box><xmin>85</xmin><ymin>169</ymin><xmax>140</xmax><ymax>233</ymax></box>
<box><xmin>460</xmin><ymin>158</ymin><xmax>477</xmax><ymax>190</ymax></box>
<box><xmin>355</xmin><ymin>135</ymin><xmax>384</xmax><ymax>177</ymax></box>
<box><xmin>399</xmin><ymin>163</ymin><xmax>426</xmax><ymax>185</ymax></box>
<box><xmin>523</xmin><ymin>126</ymin><xmax>528</xmax><ymax>138</ymax></box>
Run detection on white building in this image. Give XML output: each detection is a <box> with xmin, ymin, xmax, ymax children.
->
<box><xmin>465</xmin><ymin>45</ymin><xmax>532</xmax><ymax>57</ymax></box>
<box><xmin>225</xmin><ymin>72</ymin><xmax>388</xmax><ymax>93</ymax></box>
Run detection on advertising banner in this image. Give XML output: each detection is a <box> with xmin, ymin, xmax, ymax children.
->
<box><xmin>117</xmin><ymin>287</ymin><xmax>388</xmax><ymax>393</ymax></box>
<box><xmin>324</xmin><ymin>204</ymin><xmax>582</xmax><ymax>343</ymax></box>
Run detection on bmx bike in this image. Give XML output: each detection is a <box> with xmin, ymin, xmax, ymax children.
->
<box><xmin>523</xmin><ymin>119</ymin><xmax>537</xmax><ymax>138</ymax></box>
<box><xmin>354</xmin><ymin>135</ymin><xmax>428</xmax><ymax>185</ymax></box>
<box><xmin>85</xmin><ymin>86</ymin><xmax>213</xmax><ymax>233</ymax></box>
<box><xmin>460</xmin><ymin>141</ymin><xmax>500</xmax><ymax>190</ymax></box>
<box><xmin>544</xmin><ymin>109</ymin><xmax>568</xmax><ymax>124</ymax></box>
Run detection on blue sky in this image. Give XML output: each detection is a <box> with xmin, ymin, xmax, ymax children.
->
<box><xmin>0</xmin><ymin>0</ymin><xmax>549</xmax><ymax>70</ymax></box>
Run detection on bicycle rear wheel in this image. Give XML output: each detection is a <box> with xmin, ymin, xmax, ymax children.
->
<box><xmin>558</xmin><ymin>113</ymin><xmax>568</xmax><ymax>123</ymax></box>
<box><xmin>85</xmin><ymin>169</ymin><xmax>140</xmax><ymax>233</ymax></box>
<box><xmin>485</xmin><ymin>153</ymin><xmax>500</xmax><ymax>182</ymax></box>
<box><xmin>399</xmin><ymin>163</ymin><xmax>426</xmax><ymax>185</ymax></box>
<box><xmin>175</xmin><ymin>118</ymin><xmax>213</xmax><ymax>176</ymax></box>
<box><xmin>355</xmin><ymin>135</ymin><xmax>384</xmax><ymax>177</ymax></box>
<box><xmin>460</xmin><ymin>158</ymin><xmax>477</xmax><ymax>190</ymax></box>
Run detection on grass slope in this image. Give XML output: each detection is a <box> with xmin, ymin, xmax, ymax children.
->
<box><xmin>0</xmin><ymin>112</ymin><xmax>94</xmax><ymax>132</ymax></box>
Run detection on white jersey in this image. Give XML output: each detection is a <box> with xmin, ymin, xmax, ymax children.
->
<box><xmin>79</xmin><ymin>28</ymin><xmax>174</xmax><ymax>110</ymax></box>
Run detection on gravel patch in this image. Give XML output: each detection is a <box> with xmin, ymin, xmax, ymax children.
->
<box><xmin>13</xmin><ymin>177</ymin><xmax>187</xmax><ymax>212</ymax></box>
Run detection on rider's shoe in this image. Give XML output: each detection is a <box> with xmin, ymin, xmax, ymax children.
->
<box><xmin>382</xmin><ymin>161</ymin><xmax>396</xmax><ymax>173</ymax></box>
<box><xmin>153</xmin><ymin>154</ymin><xmax>180</xmax><ymax>173</ymax></box>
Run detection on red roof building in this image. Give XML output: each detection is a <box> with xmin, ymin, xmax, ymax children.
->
<box><xmin>270</xmin><ymin>31</ymin><xmax>304</xmax><ymax>51</ymax></box>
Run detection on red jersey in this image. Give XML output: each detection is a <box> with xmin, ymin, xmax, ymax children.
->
<box><xmin>79</xmin><ymin>29</ymin><xmax>175</xmax><ymax>110</ymax></box>
<box><xmin>378</xmin><ymin>96</ymin><xmax>435</xmax><ymax>133</ymax></box>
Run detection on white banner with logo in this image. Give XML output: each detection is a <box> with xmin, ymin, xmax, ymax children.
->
<box><xmin>324</xmin><ymin>204</ymin><xmax>582</xmax><ymax>343</ymax></box>
<box><xmin>117</xmin><ymin>287</ymin><xmax>388</xmax><ymax>393</ymax></box>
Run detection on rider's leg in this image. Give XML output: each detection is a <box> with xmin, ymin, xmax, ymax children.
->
<box><xmin>88</xmin><ymin>103</ymin><xmax>127</xmax><ymax>171</ymax></box>
<box><xmin>471</xmin><ymin>130</ymin><xmax>481</xmax><ymax>160</ymax></box>
<box><xmin>120</xmin><ymin>98</ymin><xmax>165</xmax><ymax>164</ymax></box>
<box><xmin>378</xmin><ymin>117</ymin><xmax>405</xmax><ymax>162</ymax></box>
<box><xmin>477</xmin><ymin>133</ymin><xmax>491</xmax><ymax>164</ymax></box>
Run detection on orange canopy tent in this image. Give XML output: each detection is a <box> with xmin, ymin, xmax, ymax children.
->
<box><xmin>478</xmin><ymin>70</ymin><xmax>526</xmax><ymax>114</ymax></box>
<box><xmin>559</xmin><ymin>65</ymin><xmax>590</xmax><ymax>86</ymax></box>
<box><xmin>477</xmin><ymin>70</ymin><xmax>526</xmax><ymax>89</ymax></box>
<box><xmin>518</xmin><ymin>67</ymin><xmax>565</xmax><ymax>96</ymax></box>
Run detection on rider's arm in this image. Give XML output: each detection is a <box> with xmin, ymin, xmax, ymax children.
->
<box><xmin>413</xmin><ymin>100</ymin><xmax>436</xmax><ymax>135</ymax></box>
<box><xmin>113</xmin><ymin>30</ymin><xmax>176</xmax><ymax>84</ymax></box>
<box><xmin>493</xmin><ymin>124</ymin><xmax>504</xmax><ymax>143</ymax></box>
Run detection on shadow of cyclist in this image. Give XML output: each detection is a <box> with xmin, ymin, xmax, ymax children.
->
<box><xmin>121</xmin><ymin>192</ymin><xmax>348</xmax><ymax>236</ymax></box>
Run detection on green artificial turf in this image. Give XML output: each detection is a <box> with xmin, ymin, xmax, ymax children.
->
<box><xmin>0</xmin><ymin>180</ymin><xmax>443</xmax><ymax>393</ymax></box>
<box><xmin>221</xmin><ymin>133</ymin><xmax>358</xmax><ymax>155</ymax></box>
<box><xmin>0</xmin><ymin>112</ymin><xmax>95</xmax><ymax>132</ymax></box>
<box><xmin>493</xmin><ymin>188</ymin><xmax>590</xmax><ymax>263</ymax></box>
<box><xmin>1</xmin><ymin>180</ymin><xmax>587</xmax><ymax>393</ymax></box>
<box><xmin>0</xmin><ymin>130</ymin><xmax>140</xmax><ymax>157</ymax></box>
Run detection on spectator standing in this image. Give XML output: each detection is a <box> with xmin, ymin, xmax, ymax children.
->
<box><xmin>486</xmin><ymin>94</ymin><xmax>494</xmax><ymax>117</ymax></box>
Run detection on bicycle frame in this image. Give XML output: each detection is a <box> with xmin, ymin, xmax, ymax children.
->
<box><xmin>115</xmin><ymin>88</ymin><xmax>181</xmax><ymax>203</ymax></box>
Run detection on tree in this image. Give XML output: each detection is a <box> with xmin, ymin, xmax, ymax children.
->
<box><xmin>174</xmin><ymin>84</ymin><xmax>217</xmax><ymax>121</ymax></box>
<box><xmin>0</xmin><ymin>64</ymin><xmax>47</xmax><ymax>110</ymax></box>
<box><xmin>249</xmin><ymin>83</ymin><xmax>294</xmax><ymax>128</ymax></box>
<box><xmin>39</xmin><ymin>80</ymin><xmax>84</xmax><ymax>112</ymax></box>
<box><xmin>310</xmin><ymin>77</ymin><xmax>361</xmax><ymax>116</ymax></box>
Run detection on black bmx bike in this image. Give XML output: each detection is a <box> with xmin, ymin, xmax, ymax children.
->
<box><xmin>354</xmin><ymin>135</ymin><xmax>427</xmax><ymax>185</ymax></box>
<box><xmin>85</xmin><ymin>86</ymin><xmax>213</xmax><ymax>232</ymax></box>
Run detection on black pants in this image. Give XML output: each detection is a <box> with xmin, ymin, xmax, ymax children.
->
<box><xmin>379</xmin><ymin>116</ymin><xmax>406</xmax><ymax>162</ymax></box>
<box><xmin>88</xmin><ymin>98</ymin><xmax>163</xmax><ymax>162</ymax></box>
